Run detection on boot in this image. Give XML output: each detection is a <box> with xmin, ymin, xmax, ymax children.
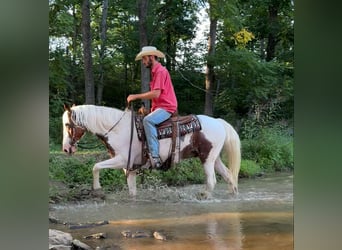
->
<box><xmin>151</xmin><ymin>157</ymin><xmax>162</xmax><ymax>169</ymax></box>
<box><xmin>148</xmin><ymin>153</ymin><xmax>162</xmax><ymax>169</ymax></box>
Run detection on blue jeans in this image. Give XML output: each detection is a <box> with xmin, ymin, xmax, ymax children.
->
<box><xmin>143</xmin><ymin>108</ymin><xmax>171</xmax><ymax>158</ymax></box>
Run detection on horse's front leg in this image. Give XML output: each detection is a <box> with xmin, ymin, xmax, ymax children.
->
<box><xmin>93</xmin><ymin>155</ymin><xmax>125</xmax><ymax>190</ymax></box>
<box><xmin>197</xmin><ymin>161</ymin><xmax>217</xmax><ymax>200</ymax></box>
<box><xmin>124</xmin><ymin>170</ymin><xmax>137</xmax><ymax>197</ymax></box>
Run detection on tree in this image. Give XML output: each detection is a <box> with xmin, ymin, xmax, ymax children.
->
<box><xmin>49</xmin><ymin>0</ymin><xmax>294</xmax><ymax>144</ymax></box>
<box><xmin>81</xmin><ymin>0</ymin><xmax>95</xmax><ymax>104</ymax></box>
<box><xmin>238</xmin><ymin>0</ymin><xmax>294</xmax><ymax>62</ymax></box>
<box><xmin>155</xmin><ymin>0</ymin><xmax>198</xmax><ymax>71</ymax></box>
<box><xmin>96</xmin><ymin>0</ymin><xmax>109</xmax><ymax>105</ymax></box>
<box><xmin>137</xmin><ymin>0</ymin><xmax>150</xmax><ymax>110</ymax></box>
<box><xmin>204</xmin><ymin>0</ymin><xmax>217</xmax><ymax>116</ymax></box>
<box><xmin>204</xmin><ymin>0</ymin><xmax>238</xmax><ymax>115</ymax></box>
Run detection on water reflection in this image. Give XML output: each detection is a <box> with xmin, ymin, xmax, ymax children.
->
<box><xmin>205</xmin><ymin>213</ymin><xmax>243</xmax><ymax>250</ymax></box>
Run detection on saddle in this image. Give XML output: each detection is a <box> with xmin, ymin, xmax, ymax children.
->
<box><xmin>134</xmin><ymin>113</ymin><xmax>202</xmax><ymax>169</ymax></box>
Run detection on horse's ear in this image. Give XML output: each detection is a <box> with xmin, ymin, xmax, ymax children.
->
<box><xmin>64</xmin><ymin>103</ymin><xmax>71</xmax><ymax>112</ymax></box>
<box><xmin>72</xmin><ymin>103</ymin><xmax>76</xmax><ymax>107</ymax></box>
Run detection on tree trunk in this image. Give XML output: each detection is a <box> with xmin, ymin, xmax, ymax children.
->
<box><xmin>204</xmin><ymin>17</ymin><xmax>217</xmax><ymax>116</ymax></box>
<box><xmin>266</xmin><ymin>3</ymin><xmax>279</xmax><ymax>61</ymax></box>
<box><xmin>81</xmin><ymin>0</ymin><xmax>95</xmax><ymax>104</ymax></box>
<box><xmin>166</xmin><ymin>30</ymin><xmax>172</xmax><ymax>71</ymax></box>
<box><xmin>138</xmin><ymin>0</ymin><xmax>150</xmax><ymax>110</ymax></box>
<box><xmin>70</xmin><ymin>4</ymin><xmax>78</xmax><ymax>102</ymax></box>
<box><xmin>97</xmin><ymin>0</ymin><xmax>108</xmax><ymax>105</ymax></box>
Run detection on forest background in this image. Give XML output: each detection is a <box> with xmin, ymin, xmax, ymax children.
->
<box><xmin>49</xmin><ymin>0</ymin><xmax>294</xmax><ymax>197</ymax></box>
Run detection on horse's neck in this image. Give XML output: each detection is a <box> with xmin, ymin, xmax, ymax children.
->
<box><xmin>74</xmin><ymin>105</ymin><xmax>126</xmax><ymax>135</ymax></box>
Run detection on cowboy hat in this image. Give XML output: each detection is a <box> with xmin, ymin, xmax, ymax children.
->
<box><xmin>135</xmin><ymin>46</ymin><xmax>165</xmax><ymax>61</ymax></box>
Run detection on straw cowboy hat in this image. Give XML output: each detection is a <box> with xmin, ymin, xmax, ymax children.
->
<box><xmin>135</xmin><ymin>46</ymin><xmax>165</xmax><ymax>61</ymax></box>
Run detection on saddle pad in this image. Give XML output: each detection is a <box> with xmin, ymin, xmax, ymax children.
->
<box><xmin>135</xmin><ymin>114</ymin><xmax>202</xmax><ymax>141</ymax></box>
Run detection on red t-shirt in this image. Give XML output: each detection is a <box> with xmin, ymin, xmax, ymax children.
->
<box><xmin>150</xmin><ymin>62</ymin><xmax>178</xmax><ymax>113</ymax></box>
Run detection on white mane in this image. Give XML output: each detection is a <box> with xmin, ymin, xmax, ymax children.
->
<box><xmin>71</xmin><ymin>105</ymin><xmax>125</xmax><ymax>134</ymax></box>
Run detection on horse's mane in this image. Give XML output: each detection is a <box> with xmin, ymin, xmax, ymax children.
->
<box><xmin>71</xmin><ymin>105</ymin><xmax>125</xmax><ymax>133</ymax></box>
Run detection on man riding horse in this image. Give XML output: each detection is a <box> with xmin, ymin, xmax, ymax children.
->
<box><xmin>127</xmin><ymin>46</ymin><xmax>178</xmax><ymax>169</ymax></box>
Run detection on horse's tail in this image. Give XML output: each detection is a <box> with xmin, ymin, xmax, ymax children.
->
<box><xmin>217</xmin><ymin>118</ymin><xmax>241</xmax><ymax>192</ymax></box>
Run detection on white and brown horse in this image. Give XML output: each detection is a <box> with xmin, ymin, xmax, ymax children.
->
<box><xmin>62</xmin><ymin>104</ymin><xmax>241</xmax><ymax>198</ymax></box>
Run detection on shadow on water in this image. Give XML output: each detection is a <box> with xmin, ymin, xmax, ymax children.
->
<box><xmin>50</xmin><ymin>172</ymin><xmax>293</xmax><ymax>249</ymax></box>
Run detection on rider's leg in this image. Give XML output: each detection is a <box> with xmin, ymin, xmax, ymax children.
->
<box><xmin>143</xmin><ymin>108</ymin><xmax>171</xmax><ymax>167</ymax></box>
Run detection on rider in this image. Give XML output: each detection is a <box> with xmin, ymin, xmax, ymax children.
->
<box><xmin>127</xmin><ymin>46</ymin><xmax>178</xmax><ymax>168</ymax></box>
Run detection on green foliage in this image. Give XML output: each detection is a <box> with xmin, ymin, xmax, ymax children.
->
<box><xmin>161</xmin><ymin>158</ymin><xmax>206</xmax><ymax>186</ymax></box>
<box><xmin>239</xmin><ymin>159</ymin><xmax>262</xmax><ymax>178</ymax></box>
<box><xmin>49</xmin><ymin>153</ymin><xmax>94</xmax><ymax>186</ymax></box>
<box><xmin>99</xmin><ymin>168</ymin><xmax>126</xmax><ymax>191</ymax></box>
<box><xmin>135</xmin><ymin>158</ymin><xmax>206</xmax><ymax>188</ymax></box>
<box><xmin>214</xmin><ymin>48</ymin><xmax>293</xmax><ymax>126</ymax></box>
<box><xmin>241</xmin><ymin>122</ymin><xmax>293</xmax><ymax>171</ymax></box>
<box><xmin>49</xmin><ymin>149</ymin><xmax>126</xmax><ymax>191</ymax></box>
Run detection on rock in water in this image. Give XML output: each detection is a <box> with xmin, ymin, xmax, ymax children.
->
<box><xmin>121</xmin><ymin>230</ymin><xmax>132</xmax><ymax>238</ymax></box>
<box><xmin>49</xmin><ymin>229</ymin><xmax>73</xmax><ymax>248</ymax></box>
<box><xmin>84</xmin><ymin>232</ymin><xmax>106</xmax><ymax>239</ymax></box>
<box><xmin>153</xmin><ymin>231</ymin><xmax>166</xmax><ymax>240</ymax></box>
<box><xmin>72</xmin><ymin>239</ymin><xmax>92</xmax><ymax>250</ymax></box>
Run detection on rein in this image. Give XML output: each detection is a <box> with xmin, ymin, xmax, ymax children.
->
<box><xmin>126</xmin><ymin>102</ymin><xmax>135</xmax><ymax>173</ymax></box>
<box><xmin>103</xmin><ymin>110</ymin><xmax>127</xmax><ymax>137</ymax></box>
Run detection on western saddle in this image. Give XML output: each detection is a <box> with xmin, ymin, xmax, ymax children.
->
<box><xmin>134</xmin><ymin>110</ymin><xmax>202</xmax><ymax>170</ymax></box>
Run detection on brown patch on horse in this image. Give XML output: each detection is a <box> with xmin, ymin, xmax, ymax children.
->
<box><xmin>181</xmin><ymin>131</ymin><xmax>213</xmax><ymax>163</ymax></box>
<box><xmin>96</xmin><ymin>134</ymin><xmax>115</xmax><ymax>157</ymax></box>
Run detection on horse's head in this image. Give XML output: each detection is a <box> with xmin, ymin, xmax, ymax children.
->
<box><xmin>62</xmin><ymin>104</ymin><xmax>86</xmax><ymax>154</ymax></box>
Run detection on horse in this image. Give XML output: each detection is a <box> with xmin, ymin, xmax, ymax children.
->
<box><xmin>62</xmin><ymin>104</ymin><xmax>241</xmax><ymax>198</ymax></box>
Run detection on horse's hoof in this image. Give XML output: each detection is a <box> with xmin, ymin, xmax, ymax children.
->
<box><xmin>91</xmin><ymin>188</ymin><xmax>106</xmax><ymax>199</ymax></box>
<box><xmin>196</xmin><ymin>191</ymin><xmax>212</xmax><ymax>200</ymax></box>
<box><xmin>228</xmin><ymin>184</ymin><xmax>238</xmax><ymax>195</ymax></box>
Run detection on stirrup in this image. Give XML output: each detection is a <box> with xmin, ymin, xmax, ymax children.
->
<box><xmin>148</xmin><ymin>153</ymin><xmax>162</xmax><ymax>169</ymax></box>
<box><xmin>151</xmin><ymin>157</ymin><xmax>162</xmax><ymax>169</ymax></box>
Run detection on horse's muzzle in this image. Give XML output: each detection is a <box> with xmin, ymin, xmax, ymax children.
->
<box><xmin>63</xmin><ymin>145</ymin><xmax>76</xmax><ymax>155</ymax></box>
<box><xmin>64</xmin><ymin>148</ymin><xmax>73</xmax><ymax>155</ymax></box>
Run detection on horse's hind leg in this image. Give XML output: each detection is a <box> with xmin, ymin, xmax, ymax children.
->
<box><xmin>214</xmin><ymin>157</ymin><xmax>238</xmax><ymax>194</ymax></box>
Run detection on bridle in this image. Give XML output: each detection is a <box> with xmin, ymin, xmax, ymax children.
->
<box><xmin>65</xmin><ymin>111</ymin><xmax>86</xmax><ymax>147</ymax></box>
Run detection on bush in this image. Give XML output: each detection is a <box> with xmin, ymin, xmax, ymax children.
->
<box><xmin>241</xmin><ymin>124</ymin><xmax>293</xmax><ymax>171</ymax></box>
<box><xmin>49</xmin><ymin>150</ymin><xmax>127</xmax><ymax>191</ymax></box>
<box><xmin>161</xmin><ymin>158</ymin><xmax>206</xmax><ymax>186</ymax></box>
<box><xmin>239</xmin><ymin>159</ymin><xmax>263</xmax><ymax>178</ymax></box>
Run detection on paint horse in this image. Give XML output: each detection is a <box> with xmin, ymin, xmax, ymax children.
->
<box><xmin>62</xmin><ymin>104</ymin><xmax>241</xmax><ymax>198</ymax></box>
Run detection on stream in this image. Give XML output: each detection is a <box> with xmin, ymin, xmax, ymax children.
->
<box><xmin>49</xmin><ymin>172</ymin><xmax>293</xmax><ymax>249</ymax></box>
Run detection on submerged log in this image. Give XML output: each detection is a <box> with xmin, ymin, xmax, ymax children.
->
<box><xmin>121</xmin><ymin>230</ymin><xmax>166</xmax><ymax>240</ymax></box>
<box><xmin>69</xmin><ymin>220</ymin><xmax>109</xmax><ymax>229</ymax></box>
<box><xmin>121</xmin><ymin>230</ymin><xmax>152</xmax><ymax>238</ymax></box>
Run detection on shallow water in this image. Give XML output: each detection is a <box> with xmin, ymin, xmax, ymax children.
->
<box><xmin>50</xmin><ymin>172</ymin><xmax>293</xmax><ymax>249</ymax></box>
